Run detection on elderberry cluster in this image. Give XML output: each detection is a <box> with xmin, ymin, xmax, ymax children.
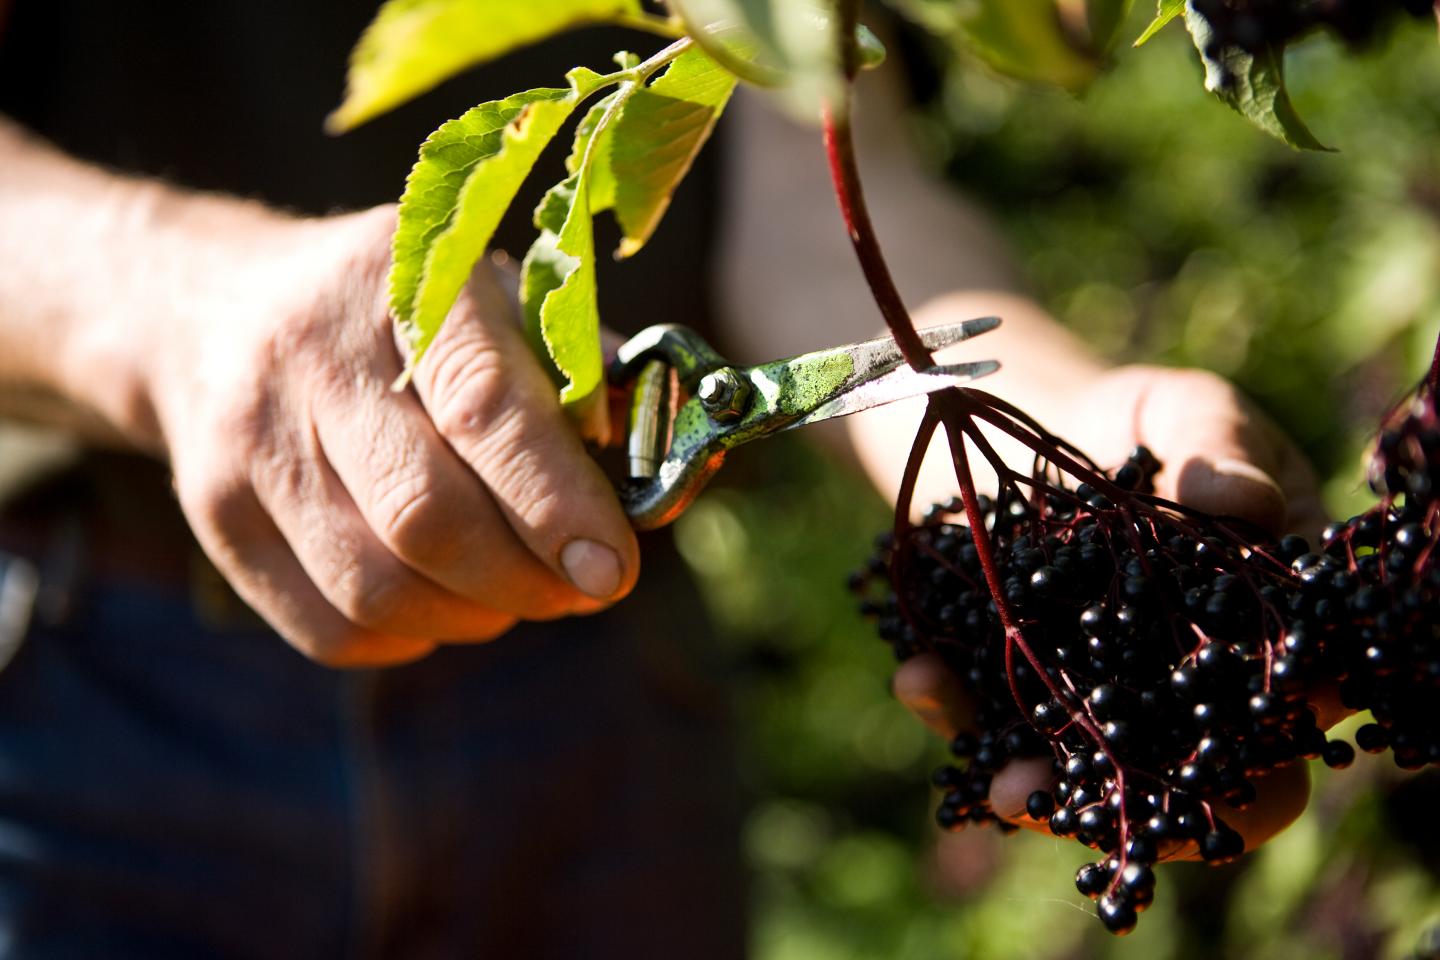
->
<box><xmin>851</xmin><ymin>365</ymin><xmax>1440</xmax><ymax>935</ymax></box>
<box><xmin>852</xmin><ymin>451</ymin><xmax>1324</xmax><ymax>938</ymax></box>
<box><xmin>1319</xmin><ymin>383</ymin><xmax>1440</xmax><ymax>767</ymax></box>
<box><xmin>1190</xmin><ymin>0</ymin><xmax>1432</xmax><ymax>57</ymax></box>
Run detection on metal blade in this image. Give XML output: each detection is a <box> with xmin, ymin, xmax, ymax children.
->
<box><xmin>786</xmin><ymin>359</ymin><xmax>1001</xmax><ymax>429</ymax></box>
<box><xmin>838</xmin><ymin>316</ymin><xmax>1003</xmax><ymax>380</ymax></box>
<box><xmin>919</xmin><ymin>315</ymin><xmax>1003</xmax><ymax>352</ymax></box>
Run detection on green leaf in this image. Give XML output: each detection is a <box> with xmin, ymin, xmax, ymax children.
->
<box><xmin>892</xmin><ymin>0</ymin><xmax>1101</xmax><ymax>90</ymax></box>
<box><xmin>1183</xmin><ymin>4</ymin><xmax>1332</xmax><ymax>151</ymax></box>
<box><xmin>960</xmin><ymin>0</ymin><xmax>1102</xmax><ymax>89</ymax></box>
<box><xmin>669</xmin><ymin>0</ymin><xmax>823</xmax><ymax>82</ymax></box>
<box><xmin>566</xmin><ymin>92</ymin><xmax>622</xmax><ymax>205</ymax></box>
<box><xmin>390</xmin><ymin>69</ymin><xmax>610</xmax><ymax>378</ymax></box>
<box><xmin>669</xmin><ymin>0</ymin><xmax>880</xmax><ymax>115</ymax></box>
<box><xmin>520</xmin><ymin>173</ymin><xmax>605</xmax><ymax>424</ymax></box>
<box><xmin>1134</xmin><ymin>0</ymin><xmax>1184</xmax><ymax>46</ymax></box>
<box><xmin>518</xmin><ymin>47</ymin><xmax>734</xmax><ymax>423</ymax></box>
<box><xmin>1086</xmin><ymin>0</ymin><xmax>1135</xmax><ymax>54</ymax></box>
<box><xmin>604</xmin><ymin>47</ymin><xmax>737</xmax><ymax>258</ymax></box>
<box><xmin>855</xmin><ymin>25</ymin><xmax>888</xmax><ymax>70</ymax></box>
<box><xmin>329</xmin><ymin>0</ymin><xmax>642</xmax><ymax>132</ymax></box>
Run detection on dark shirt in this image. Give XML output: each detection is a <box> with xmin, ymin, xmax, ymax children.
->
<box><xmin>0</xmin><ymin>7</ymin><xmax>744</xmax><ymax>956</ymax></box>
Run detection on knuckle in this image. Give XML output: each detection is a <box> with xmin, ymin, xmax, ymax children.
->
<box><xmin>211</xmin><ymin>371</ymin><xmax>274</xmax><ymax>443</ymax></box>
<box><xmin>503</xmin><ymin>472</ymin><xmax>570</xmax><ymax>534</ymax></box>
<box><xmin>252</xmin><ymin>445</ymin><xmax>310</xmax><ymax>508</ymax></box>
<box><xmin>423</xmin><ymin>341</ymin><xmax>514</xmax><ymax>440</ymax></box>
<box><xmin>333</xmin><ymin>567</ymin><xmax>412</xmax><ymax>631</ymax></box>
<box><xmin>463</xmin><ymin>407</ymin><xmax>583</xmax><ymax>531</ymax></box>
<box><xmin>255</xmin><ymin>303</ymin><xmax>326</xmax><ymax>374</ymax></box>
<box><xmin>370</xmin><ymin>470</ymin><xmax>464</xmax><ymax>569</ymax></box>
<box><xmin>176</xmin><ymin>470</ymin><xmax>256</xmax><ymax>545</ymax></box>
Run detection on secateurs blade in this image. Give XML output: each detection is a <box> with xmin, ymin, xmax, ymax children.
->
<box><xmin>609</xmin><ymin>317</ymin><xmax>1002</xmax><ymax>530</ymax></box>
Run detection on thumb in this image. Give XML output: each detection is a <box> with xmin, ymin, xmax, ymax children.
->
<box><xmin>1127</xmin><ymin>368</ymin><xmax>1290</xmax><ymax>536</ymax></box>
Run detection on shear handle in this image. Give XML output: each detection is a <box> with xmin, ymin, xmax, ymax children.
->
<box><xmin>609</xmin><ymin>324</ymin><xmax>728</xmax><ymax>393</ymax></box>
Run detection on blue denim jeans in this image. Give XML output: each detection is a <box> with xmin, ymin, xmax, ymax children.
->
<box><xmin>0</xmin><ymin>552</ymin><xmax>744</xmax><ymax>958</ymax></box>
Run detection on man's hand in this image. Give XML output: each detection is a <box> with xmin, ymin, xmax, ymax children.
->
<box><xmin>141</xmin><ymin>206</ymin><xmax>638</xmax><ymax>666</ymax></box>
<box><xmin>848</xmin><ymin>293</ymin><xmax>1331</xmax><ymax>857</ymax></box>
<box><xmin>0</xmin><ymin>120</ymin><xmax>638</xmax><ymax>667</ymax></box>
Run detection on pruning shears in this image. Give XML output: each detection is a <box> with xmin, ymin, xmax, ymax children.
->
<box><xmin>609</xmin><ymin>317</ymin><xmax>1003</xmax><ymax>530</ymax></box>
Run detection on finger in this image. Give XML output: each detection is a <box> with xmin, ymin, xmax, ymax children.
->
<box><xmin>1224</xmin><ymin>760</ymin><xmax>1312</xmax><ymax>849</ymax></box>
<box><xmin>989</xmin><ymin>756</ymin><xmax>1058</xmax><ymax>830</ymax></box>
<box><xmin>410</xmin><ymin>272</ymin><xmax>639</xmax><ymax>602</ymax></box>
<box><xmin>1120</xmin><ymin>369</ymin><xmax>1292</xmax><ymax>535</ymax></box>
<box><xmin>1159</xmin><ymin>762</ymin><xmax>1311</xmax><ymax>862</ymax></box>
<box><xmin>177</xmin><ymin>477</ymin><xmax>445</xmax><ymax>668</ymax></box>
<box><xmin>893</xmin><ymin>652</ymin><xmax>975</xmax><ymax>740</ymax></box>
<box><xmin>249</xmin><ymin>426</ymin><xmax>518</xmax><ymax>642</ymax></box>
<box><xmin>893</xmin><ymin>657</ymin><xmax>1063</xmax><ymax>835</ymax></box>
<box><xmin>312</xmin><ymin>332</ymin><xmax>598</xmax><ymax>620</ymax></box>
<box><xmin>1134</xmin><ymin>368</ymin><xmax>1327</xmax><ymax>539</ymax></box>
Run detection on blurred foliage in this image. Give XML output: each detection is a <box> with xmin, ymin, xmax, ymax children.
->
<box><xmin>673</xmin><ymin>9</ymin><xmax>1440</xmax><ymax>960</ymax></box>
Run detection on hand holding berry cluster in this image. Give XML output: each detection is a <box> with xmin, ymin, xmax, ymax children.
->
<box><xmin>851</xmin><ymin>366</ymin><xmax>1438</xmax><ymax>936</ymax></box>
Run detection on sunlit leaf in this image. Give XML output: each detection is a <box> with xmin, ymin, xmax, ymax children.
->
<box><xmin>519</xmin><ymin>47</ymin><xmax>734</xmax><ymax>428</ymax></box>
<box><xmin>670</xmin><ymin>0</ymin><xmax>825</xmax><ymax>84</ymax></box>
<box><xmin>1134</xmin><ymin>0</ymin><xmax>1184</xmax><ymax>45</ymax></box>
<box><xmin>520</xmin><ymin>173</ymin><xmax>606</xmax><ymax>430</ymax></box>
<box><xmin>390</xmin><ymin>68</ymin><xmax>610</xmax><ymax>380</ymax></box>
<box><xmin>1184</xmin><ymin>4</ymin><xmax>1331</xmax><ymax>151</ymax></box>
<box><xmin>566</xmin><ymin>92</ymin><xmax>622</xmax><ymax>206</ymax></box>
<box><xmin>669</xmin><ymin>0</ymin><xmax>879</xmax><ymax>115</ymax></box>
<box><xmin>605</xmin><ymin>47</ymin><xmax>737</xmax><ymax>257</ymax></box>
<box><xmin>329</xmin><ymin>0</ymin><xmax>641</xmax><ymax>132</ymax></box>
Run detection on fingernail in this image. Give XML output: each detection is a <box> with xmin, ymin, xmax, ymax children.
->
<box><xmin>1199</xmin><ymin>458</ymin><xmax>1287</xmax><ymax>534</ymax></box>
<box><xmin>1211</xmin><ymin>457</ymin><xmax>1284</xmax><ymax>495</ymax></box>
<box><xmin>561</xmin><ymin>539</ymin><xmax>622</xmax><ymax>599</ymax></box>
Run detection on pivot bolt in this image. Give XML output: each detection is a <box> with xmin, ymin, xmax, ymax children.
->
<box><xmin>697</xmin><ymin>367</ymin><xmax>752</xmax><ymax>423</ymax></box>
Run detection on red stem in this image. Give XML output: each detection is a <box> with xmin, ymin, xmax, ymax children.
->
<box><xmin>823</xmin><ymin>38</ymin><xmax>1136</xmax><ymax>856</ymax></box>
<box><xmin>820</xmin><ymin>102</ymin><xmax>933</xmax><ymax>372</ymax></box>
<box><xmin>1428</xmin><ymin>328</ymin><xmax>1440</xmax><ymax>392</ymax></box>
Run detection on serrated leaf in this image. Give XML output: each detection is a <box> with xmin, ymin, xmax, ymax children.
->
<box><xmin>515</xmin><ymin>46</ymin><xmax>735</xmax><ymax>428</ymax></box>
<box><xmin>329</xmin><ymin>0</ymin><xmax>642</xmax><ymax>132</ymax></box>
<box><xmin>516</xmin><ymin>48</ymin><xmax>734</xmax><ymax>429</ymax></box>
<box><xmin>1183</xmin><ymin>3</ymin><xmax>1331</xmax><ymax>151</ymax></box>
<box><xmin>1134</xmin><ymin>0</ymin><xmax>1184</xmax><ymax>45</ymax></box>
<box><xmin>520</xmin><ymin>173</ymin><xmax>605</xmax><ymax>430</ymax></box>
<box><xmin>390</xmin><ymin>69</ymin><xmax>610</xmax><ymax>378</ymax></box>
<box><xmin>567</xmin><ymin>92</ymin><xmax>622</xmax><ymax>209</ymax></box>
<box><xmin>604</xmin><ymin>47</ymin><xmax>737</xmax><ymax>258</ymax></box>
